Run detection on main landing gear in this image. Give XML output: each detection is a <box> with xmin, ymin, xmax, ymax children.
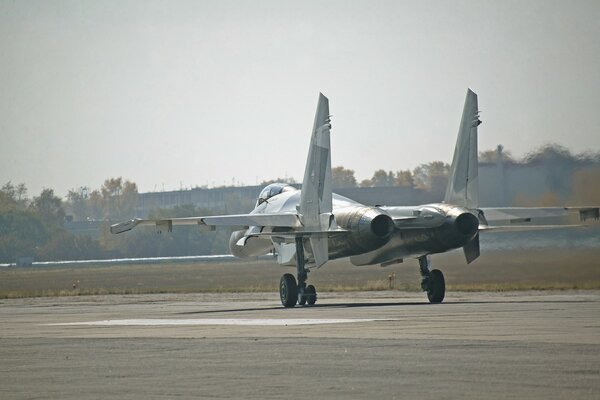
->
<box><xmin>419</xmin><ymin>256</ymin><xmax>445</xmax><ymax>303</ymax></box>
<box><xmin>279</xmin><ymin>237</ymin><xmax>318</xmax><ymax>308</ymax></box>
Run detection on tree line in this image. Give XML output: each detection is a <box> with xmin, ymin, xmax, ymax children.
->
<box><xmin>0</xmin><ymin>182</ymin><xmax>101</xmax><ymax>263</ymax></box>
<box><xmin>0</xmin><ymin>179</ymin><xmax>230</xmax><ymax>263</ymax></box>
<box><xmin>331</xmin><ymin>144</ymin><xmax>600</xmax><ymax>190</ymax></box>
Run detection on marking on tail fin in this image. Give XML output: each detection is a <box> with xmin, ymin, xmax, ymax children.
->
<box><xmin>307</xmin><ymin>143</ymin><xmax>329</xmax><ymax>203</ymax></box>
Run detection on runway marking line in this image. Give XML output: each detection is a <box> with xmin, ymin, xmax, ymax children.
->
<box><xmin>44</xmin><ymin>318</ymin><xmax>387</xmax><ymax>326</ymax></box>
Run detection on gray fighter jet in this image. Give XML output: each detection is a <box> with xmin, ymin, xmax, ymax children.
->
<box><xmin>111</xmin><ymin>91</ymin><xmax>599</xmax><ymax>307</ymax></box>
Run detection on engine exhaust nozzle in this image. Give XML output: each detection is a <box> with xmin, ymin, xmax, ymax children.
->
<box><xmin>454</xmin><ymin>212</ymin><xmax>479</xmax><ymax>237</ymax></box>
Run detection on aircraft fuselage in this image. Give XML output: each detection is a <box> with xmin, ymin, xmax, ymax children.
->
<box><xmin>228</xmin><ymin>188</ymin><xmax>479</xmax><ymax>267</ymax></box>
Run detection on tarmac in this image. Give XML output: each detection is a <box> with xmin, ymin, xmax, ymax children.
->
<box><xmin>1</xmin><ymin>290</ymin><xmax>599</xmax><ymax>399</ymax></box>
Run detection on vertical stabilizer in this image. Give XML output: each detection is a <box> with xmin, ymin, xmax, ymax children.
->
<box><xmin>300</xmin><ymin>93</ymin><xmax>332</xmax><ymax>267</ymax></box>
<box><xmin>444</xmin><ymin>89</ymin><xmax>481</xmax><ymax>209</ymax></box>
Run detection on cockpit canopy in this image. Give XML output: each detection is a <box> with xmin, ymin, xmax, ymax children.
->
<box><xmin>256</xmin><ymin>183</ymin><xmax>295</xmax><ymax>206</ymax></box>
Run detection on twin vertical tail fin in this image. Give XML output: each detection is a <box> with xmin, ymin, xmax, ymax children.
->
<box><xmin>444</xmin><ymin>88</ymin><xmax>481</xmax><ymax>209</ymax></box>
<box><xmin>444</xmin><ymin>89</ymin><xmax>482</xmax><ymax>264</ymax></box>
<box><xmin>298</xmin><ymin>91</ymin><xmax>481</xmax><ymax>266</ymax></box>
<box><xmin>299</xmin><ymin>93</ymin><xmax>333</xmax><ymax>267</ymax></box>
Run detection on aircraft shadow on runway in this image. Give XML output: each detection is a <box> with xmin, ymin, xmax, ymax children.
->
<box><xmin>177</xmin><ymin>299</ymin><xmax>593</xmax><ymax>315</ymax></box>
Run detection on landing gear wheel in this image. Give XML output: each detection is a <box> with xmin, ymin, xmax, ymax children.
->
<box><xmin>305</xmin><ymin>284</ymin><xmax>317</xmax><ymax>306</ymax></box>
<box><xmin>298</xmin><ymin>288</ymin><xmax>307</xmax><ymax>306</ymax></box>
<box><xmin>427</xmin><ymin>269</ymin><xmax>445</xmax><ymax>304</ymax></box>
<box><xmin>280</xmin><ymin>273</ymin><xmax>298</xmax><ymax>308</ymax></box>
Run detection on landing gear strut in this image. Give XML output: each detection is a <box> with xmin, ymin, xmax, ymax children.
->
<box><xmin>418</xmin><ymin>256</ymin><xmax>445</xmax><ymax>304</ymax></box>
<box><xmin>279</xmin><ymin>237</ymin><xmax>318</xmax><ymax>308</ymax></box>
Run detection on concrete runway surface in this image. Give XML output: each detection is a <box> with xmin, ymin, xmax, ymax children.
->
<box><xmin>1</xmin><ymin>291</ymin><xmax>599</xmax><ymax>399</ymax></box>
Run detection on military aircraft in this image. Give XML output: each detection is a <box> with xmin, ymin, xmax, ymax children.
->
<box><xmin>111</xmin><ymin>90</ymin><xmax>599</xmax><ymax>307</ymax></box>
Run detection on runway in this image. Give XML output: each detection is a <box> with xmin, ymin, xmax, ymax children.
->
<box><xmin>1</xmin><ymin>291</ymin><xmax>599</xmax><ymax>399</ymax></box>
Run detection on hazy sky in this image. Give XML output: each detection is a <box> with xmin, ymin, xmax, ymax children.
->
<box><xmin>1</xmin><ymin>0</ymin><xmax>599</xmax><ymax>197</ymax></box>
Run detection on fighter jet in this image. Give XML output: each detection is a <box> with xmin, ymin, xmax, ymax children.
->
<box><xmin>111</xmin><ymin>90</ymin><xmax>599</xmax><ymax>307</ymax></box>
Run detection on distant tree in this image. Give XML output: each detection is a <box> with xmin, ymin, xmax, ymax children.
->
<box><xmin>0</xmin><ymin>208</ymin><xmax>47</xmax><ymax>262</ymax></box>
<box><xmin>576</xmin><ymin>150</ymin><xmax>600</xmax><ymax>164</ymax></box>
<box><xmin>99</xmin><ymin>177</ymin><xmax>138</xmax><ymax>220</ymax></box>
<box><xmin>88</xmin><ymin>190</ymin><xmax>103</xmax><ymax>220</ymax></box>
<box><xmin>29</xmin><ymin>189</ymin><xmax>66</xmax><ymax>230</ymax></box>
<box><xmin>67</xmin><ymin>187</ymin><xmax>90</xmax><ymax>221</ymax></box>
<box><xmin>412</xmin><ymin>162</ymin><xmax>450</xmax><ymax>190</ymax></box>
<box><xmin>37</xmin><ymin>232</ymin><xmax>105</xmax><ymax>261</ymax></box>
<box><xmin>479</xmin><ymin>145</ymin><xmax>515</xmax><ymax>164</ymax></box>
<box><xmin>359</xmin><ymin>179</ymin><xmax>373</xmax><ymax>188</ymax></box>
<box><xmin>15</xmin><ymin>183</ymin><xmax>27</xmax><ymax>201</ymax></box>
<box><xmin>370</xmin><ymin>169</ymin><xmax>395</xmax><ymax>187</ymax></box>
<box><xmin>0</xmin><ymin>182</ymin><xmax>18</xmax><ymax>212</ymax></box>
<box><xmin>101</xmin><ymin>178</ymin><xmax>122</xmax><ymax>219</ymax></box>
<box><xmin>331</xmin><ymin>166</ymin><xmax>357</xmax><ymax>188</ymax></box>
<box><xmin>394</xmin><ymin>170</ymin><xmax>414</xmax><ymax>187</ymax></box>
<box><xmin>523</xmin><ymin>143</ymin><xmax>576</xmax><ymax>165</ymax></box>
<box><xmin>1</xmin><ymin>182</ymin><xmax>16</xmax><ymax>199</ymax></box>
<box><xmin>119</xmin><ymin>180</ymin><xmax>138</xmax><ymax>218</ymax></box>
<box><xmin>1</xmin><ymin>182</ymin><xmax>28</xmax><ymax>212</ymax></box>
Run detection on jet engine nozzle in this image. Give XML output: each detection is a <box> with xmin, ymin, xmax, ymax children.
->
<box><xmin>454</xmin><ymin>212</ymin><xmax>479</xmax><ymax>237</ymax></box>
<box><xmin>335</xmin><ymin>207</ymin><xmax>395</xmax><ymax>252</ymax></box>
<box><xmin>370</xmin><ymin>213</ymin><xmax>396</xmax><ymax>238</ymax></box>
<box><xmin>435</xmin><ymin>207</ymin><xmax>479</xmax><ymax>248</ymax></box>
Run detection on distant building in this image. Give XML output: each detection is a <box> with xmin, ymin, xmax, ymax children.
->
<box><xmin>135</xmin><ymin>185</ymin><xmax>439</xmax><ymax>217</ymax></box>
<box><xmin>134</xmin><ymin>161</ymin><xmax>597</xmax><ymax>216</ymax></box>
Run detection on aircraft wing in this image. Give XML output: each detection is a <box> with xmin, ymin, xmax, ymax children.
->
<box><xmin>478</xmin><ymin>224</ymin><xmax>585</xmax><ymax>233</ymax></box>
<box><xmin>480</xmin><ymin>207</ymin><xmax>599</xmax><ymax>223</ymax></box>
<box><xmin>477</xmin><ymin>207</ymin><xmax>598</xmax><ymax>233</ymax></box>
<box><xmin>110</xmin><ymin>213</ymin><xmax>302</xmax><ymax>234</ymax></box>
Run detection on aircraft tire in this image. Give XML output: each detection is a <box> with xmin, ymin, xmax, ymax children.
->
<box><xmin>305</xmin><ymin>285</ymin><xmax>317</xmax><ymax>306</ymax></box>
<box><xmin>427</xmin><ymin>269</ymin><xmax>445</xmax><ymax>304</ymax></box>
<box><xmin>298</xmin><ymin>289</ymin><xmax>307</xmax><ymax>306</ymax></box>
<box><xmin>280</xmin><ymin>273</ymin><xmax>298</xmax><ymax>308</ymax></box>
